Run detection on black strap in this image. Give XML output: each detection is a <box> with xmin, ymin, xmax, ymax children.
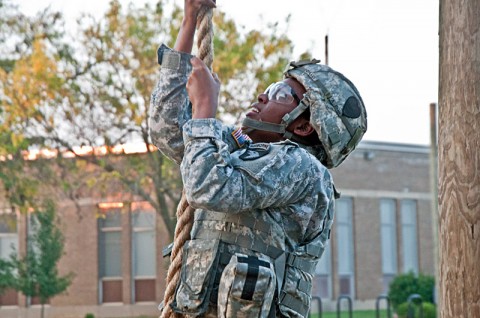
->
<box><xmin>242</xmin><ymin>116</ymin><xmax>309</xmax><ymax>145</ymax></box>
<box><xmin>297</xmin><ymin>280</ymin><xmax>312</xmax><ymax>293</ymax></box>
<box><xmin>305</xmin><ymin>244</ymin><xmax>323</xmax><ymax>258</ymax></box>
<box><xmin>162</xmin><ymin>242</ymin><xmax>174</xmax><ymax>258</ymax></box>
<box><xmin>288</xmin><ymin>58</ymin><xmax>321</xmax><ymax>69</ymax></box>
<box><xmin>286</xmin><ymin>254</ymin><xmax>316</xmax><ymax>273</ymax></box>
<box><xmin>238</xmin><ymin>256</ymin><xmax>270</xmax><ymax>300</ymax></box>
<box><xmin>279</xmin><ymin>292</ymin><xmax>309</xmax><ymax>317</ymax></box>
<box><xmin>242</xmin><ymin>117</ymin><xmax>286</xmax><ymax>134</ymax></box>
<box><xmin>281</xmin><ymin>101</ymin><xmax>309</xmax><ymax>126</ymax></box>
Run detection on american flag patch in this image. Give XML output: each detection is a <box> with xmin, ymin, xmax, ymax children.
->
<box><xmin>231</xmin><ymin>128</ymin><xmax>252</xmax><ymax>148</ymax></box>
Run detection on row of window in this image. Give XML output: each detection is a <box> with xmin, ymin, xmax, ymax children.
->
<box><xmin>0</xmin><ymin>203</ymin><xmax>157</xmax><ymax>306</ymax></box>
<box><xmin>313</xmin><ymin>197</ymin><xmax>419</xmax><ymax>299</ymax></box>
<box><xmin>0</xmin><ymin>198</ymin><xmax>419</xmax><ymax>305</ymax></box>
<box><xmin>98</xmin><ymin>203</ymin><xmax>156</xmax><ymax>303</ymax></box>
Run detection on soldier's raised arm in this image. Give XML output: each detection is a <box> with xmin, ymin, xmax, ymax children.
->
<box><xmin>148</xmin><ymin>0</ymin><xmax>216</xmax><ymax>164</ymax></box>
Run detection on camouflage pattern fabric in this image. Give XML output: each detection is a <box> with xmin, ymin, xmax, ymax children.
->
<box><xmin>284</xmin><ymin>61</ymin><xmax>367</xmax><ymax>168</ymax></box>
<box><xmin>217</xmin><ymin>253</ymin><xmax>276</xmax><ymax>318</ymax></box>
<box><xmin>172</xmin><ymin>239</ymin><xmax>220</xmax><ymax>315</ymax></box>
<box><xmin>149</xmin><ymin>45</ymin><xmax>336</xmax><ymax>318</ymax></box>
<box><xmin>150</xmin><ymin>44</ymin><xmax>244</xmax><ymax>165</ymax></box>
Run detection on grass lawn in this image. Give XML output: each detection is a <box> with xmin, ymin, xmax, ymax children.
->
<box><xmin>310</xmin><ymin>309</ymin><xmax>392</xmax><ymax>318</ymax></box>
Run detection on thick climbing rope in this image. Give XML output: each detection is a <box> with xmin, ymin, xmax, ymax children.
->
<box><xmin>196</xmin><ymin>6</ymin><xmax>214</xmax><ymax>69</ymax></box>
<box><xmin>160</xmin><ymin>6</ymin><xmax>214</xmax><ymax>318</ymax></box>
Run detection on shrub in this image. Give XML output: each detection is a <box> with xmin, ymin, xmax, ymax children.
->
<box><xmin>396</xmin><ymin>301</ymin><xmax>436</xmax><ymax>318</ymax></box>
<box><xmin>388</xmin><ymin>272</ymin><xmax>435</xmax><ymax>309</ymax></box>
<box><xmin>84</xmin><ymin>314</ymin><xmax>95</xmax><ymax>318</ymax></box>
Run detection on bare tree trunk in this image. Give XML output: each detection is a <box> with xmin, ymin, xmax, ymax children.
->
<box><xmin>438</xmin><ymin>0</ymin><xmax>480</xmax><ymax>317</ymax></box>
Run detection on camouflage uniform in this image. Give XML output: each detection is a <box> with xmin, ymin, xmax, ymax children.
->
<box><xmin>150</xmin><ymin>45</ymin><xmax>336</xmax><ymax>318</ymax></box>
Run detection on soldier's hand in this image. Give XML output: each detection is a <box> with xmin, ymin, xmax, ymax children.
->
<box><xmin>187</xmin><ymin>57</ymin><xmax>220</xmax><ymax>119</ymax></box>
<box><xmin>184</xmin><ymin>0</ymin><xmax>216</xmax><ymax>21</ymax></box>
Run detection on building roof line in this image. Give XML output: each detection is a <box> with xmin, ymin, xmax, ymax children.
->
<box><xmin>357</xmin><ymin>140</ymin><xmax>430</xmax><ymax>154</ymax></box>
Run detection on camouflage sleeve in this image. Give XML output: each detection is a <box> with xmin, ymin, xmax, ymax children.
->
<box><xmin>149</xmin><ymin>44</ymin><xmax>192</xmax><ymax>164</ymax></box>
<box><xmin>180</xmin><ymin>118</ymin><xmax>319</xmax><ymax>214</ymax></box>
<box><xmin>149</xmin><ymin>44</ymin><xmax>246</xmax><ymax>164</ymax></box>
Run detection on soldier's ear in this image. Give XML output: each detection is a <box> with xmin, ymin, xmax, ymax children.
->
<box><xmin>292</xmin><ymin>118</ymin><xmax>315</xmax><ymax>137</ymax></box>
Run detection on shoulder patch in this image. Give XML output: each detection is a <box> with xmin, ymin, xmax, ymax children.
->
<box><xmin>231</xmin><ymin>127</ymin><xmax>252</xmax><ymax>148</ymax></box>
<box><xmin>239</xmin><ymin>143</ymin><xmax>271</xmax><ymax>161</ymax></box>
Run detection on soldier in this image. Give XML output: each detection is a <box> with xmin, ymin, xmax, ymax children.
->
<box><xmin>149</xmin><ymin>0</ymin><xmax>367</xmax><ymax>317</ymax></box>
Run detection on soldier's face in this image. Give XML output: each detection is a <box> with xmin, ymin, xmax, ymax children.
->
<box><xmin>244</xmin><ymin>78</ymin><xmax>306</xmax><ymax>143</ymax></box>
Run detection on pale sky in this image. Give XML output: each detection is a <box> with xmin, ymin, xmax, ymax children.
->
<box><xmin>18</xmin><ymin>0</ymin><xmax>439</xmax><ymax>146</ymax></box>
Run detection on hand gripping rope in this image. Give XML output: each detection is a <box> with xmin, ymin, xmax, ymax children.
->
<box><xmin>160</xmin><ymin>6</ymin><xmax>214</xmax><ymax>318</ymax></box>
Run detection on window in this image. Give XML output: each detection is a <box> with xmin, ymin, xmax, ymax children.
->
<box><xmin>131</xmin><ymin>202</ymin><xmax>156</xmax><ymax>302</ymax></box>
<box><xmin>401</xmin><ymin>200</ymin><xmax>418</xmax><ymax>274</ymax></box>
<box><xmin>336</xmin><ymin>197</ymin><xmax>355</xmax><ymax>298</ymax></box>
<box><xmin>380</xmin><ymin>199</ymin><xmax>397</xmax><ymax>293</ymax></box>
<box><xmin>314</xmin><ymin>243</ymin><xmax>332</xmax><ymax>299</ymax></box>
<box><xmin>0</xmin><ymin>210</ymin><xmax>18</xmax><ymax>306</ymax></box>
<box><xmin>98</xmin><ymin>207</ymin><xmax>123</xmax><ymax>303</ymax></box>
<box><xmin>0</xmin><ymin>212</ymin><xmax>17</xmax><ymax>257</ymax></box>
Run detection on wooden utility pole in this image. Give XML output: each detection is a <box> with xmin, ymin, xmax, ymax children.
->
<box><xmin>438</xmin><ymin>0</ymin><xmax>480</xmax><ymax>317</ymax></box>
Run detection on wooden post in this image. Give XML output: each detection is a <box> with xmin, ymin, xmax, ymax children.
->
<box><xmin>438</xmin><ymin>0</ymin><xmax>480</xmax><ymax>317</ymax></box>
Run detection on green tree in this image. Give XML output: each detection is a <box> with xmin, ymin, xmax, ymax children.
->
<box><xmin>0</xmin><ymin>258</ymin><xmax>15</xmax><ymax>294</ymax></box>
<box><xmin>9</xmin><ymin>200</ymin><xmax>73</xmax><ymax>318</ymax></box>
<box><xmin>0</xmin><ymin>0</ymin><xmax>306</xmax><ymax>238</ymax></box>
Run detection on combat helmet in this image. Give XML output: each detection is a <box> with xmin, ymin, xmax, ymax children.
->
<box><xmin>243</xmin><ymin>58</ymin><xmax>367</xmax><ymax>168</ymax></box>
<box><xmin>284</xmin><ymin>59</ymin><xmax>367</xmax><ymax>168</ymax></box>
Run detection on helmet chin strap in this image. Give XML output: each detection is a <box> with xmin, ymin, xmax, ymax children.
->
<box><xmin>242</xmin><ymin>117</ymin><xmax>293</xmax><ymax>137</ymax></box>
<box><xmin>242</xmin><ymin>100</ymin><xmax>310</xmax><ymax>142</ymax></box>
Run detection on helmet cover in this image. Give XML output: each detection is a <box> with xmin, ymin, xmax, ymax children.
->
<box><xmin>284</xmin><ymin>59</ymin><xmax>367</xmax><ymax>168</ymax></box>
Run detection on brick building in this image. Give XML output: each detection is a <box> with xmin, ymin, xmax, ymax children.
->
<box><xmin>0</xmin><ymin>140</ymin><xmax>435</xmax><ymax>317</ymax></box>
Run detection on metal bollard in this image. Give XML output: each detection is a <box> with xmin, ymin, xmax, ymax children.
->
<box><xmin>309</xmin><ymin>296</ymin><xmax>323</xmax><ymax>318</ymax></box>
<box><xmin>407</xmin><ymin>294</ymin><xmax>423</xmax><ymax>318</ymax></box>
<box><xmin>375</xmin><ymin>294</ymin><xmax>392</xmax><ymax>318</ymax></box>
<box><xmin>336</xmin><ymin>295</ymin><xmax>353</xmax><ymax>318</ymax></box>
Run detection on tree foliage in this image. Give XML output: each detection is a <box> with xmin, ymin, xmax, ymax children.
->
<box><xmin>0</xmin><ymin>0</ymin><xmax>304</xmax><ymax>238</ymax></box>
<box><xmin>388</xmin><ymin>272</ymin><xmax>435</xmax><ymax>309</ymax></box>
<box><xmin>396</xmin><ymin>302</ymin><xmax>437</xmax><ymax>318</ymax></box>
<box><xmin>5</xmin><ymin>200</ymin><xmax>73</xmax><ymax>318</ymax></box>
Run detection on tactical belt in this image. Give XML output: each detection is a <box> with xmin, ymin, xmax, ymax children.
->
<box><xmin>193</xmin><ymin>210</ymin><xmax>323</xmax><ymax>273</ymax></box>
<box><xmin>194</xmin><ymin>211</ymin><xmax>272</xmax><ymax>235</ymax></box>
<box><xmin>193</xmin><ymin>228</ymin><xmax>284</xmax><ymax>260</ymax></box>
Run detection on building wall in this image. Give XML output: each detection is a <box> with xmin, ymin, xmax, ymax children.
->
<box><xmin>0</xmin><ymin>197</ymin><xmax>171</xmax><ymax>318</ymax></box>
<box><xmin>0</xmin><ymin>141</ymin><xmax>436</xmax><ymax>316</ymax></box>
<box><xmin>317</xmin><ymin>141</ymin><xmax>435</xmax><ymax>309</ymax></box>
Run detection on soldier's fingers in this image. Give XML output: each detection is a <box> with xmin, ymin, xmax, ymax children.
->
<box><xmin>190</xmin><ymin>56</ymin><xmax>206</xmax><ymax>72</ymax></box>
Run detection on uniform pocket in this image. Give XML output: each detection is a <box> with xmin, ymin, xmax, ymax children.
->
<box><xmin>217</xmin><ymin>253</ymin><xmax>276</xmax><ymax>318</ymax></box>
<box><xmin>172</xmin><ymin>238</ymin><xmax>220</xmax><ymax>316</ymax></box>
